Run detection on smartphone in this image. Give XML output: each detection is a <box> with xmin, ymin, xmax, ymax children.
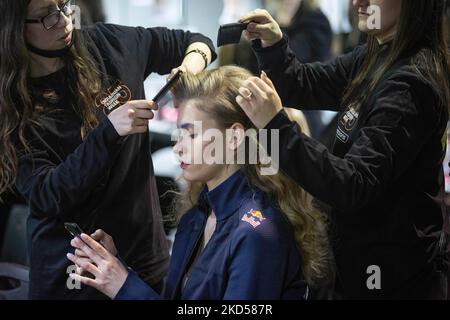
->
<box><xmin>152</xmin><ymin>69</ymin><xmax>183</xmax><ymax>104</ymax></box>
<box><xmin>64</xmin><ymin>223</ymin><xmax>119</xmax><ymax>261</ymax></box>
<box><xmin>64</xmin><ymin>222</ymin><xmax>84</xmax><ymax>239</ymax></box>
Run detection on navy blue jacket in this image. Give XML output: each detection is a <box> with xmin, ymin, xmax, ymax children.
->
<box><xmin>115</xmin><ymin>170</ymin><xmax>308</xmax><ymax>300</ymax></box>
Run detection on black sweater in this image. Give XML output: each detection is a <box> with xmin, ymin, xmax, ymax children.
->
<box><xmin>284</xmin><ymin>8</ymin><xmax>332</xmax><ymax>63</ymax></box>
<box><xmin>14</xmin><ymin>23</ymin><xmax>216</xmax><ymax>300</ymax></box>
<box><xmin>253</xmin><ymin>37</ymin><xmax>449</xmax><ymax>299</ymax></box>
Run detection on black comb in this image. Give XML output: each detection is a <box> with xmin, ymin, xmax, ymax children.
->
<box><xmin>217</xmin><ymin>22</ymin><xmax>250</xmax><ymax>47</ymax></box>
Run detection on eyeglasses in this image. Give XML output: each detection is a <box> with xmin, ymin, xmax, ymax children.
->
<box><xmin>25</xmin><ymin>0</ymin><xmax>74</xmax><ymax>30</ymax></box>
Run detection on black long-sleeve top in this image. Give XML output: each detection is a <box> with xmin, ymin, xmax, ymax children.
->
<box><xmin>284</xmin><ymin>8</ymin><xmax>332</xmax><ymax>63</ymax></box>
<box><xmin>253</xmin><ymin>37</ymin><xmax>449</xmax><ymax>299</ymax></box>
<box><xmin>14</xmin><ymin>23</ymin><xmax>216</xmax><ymax>300</ymax></box>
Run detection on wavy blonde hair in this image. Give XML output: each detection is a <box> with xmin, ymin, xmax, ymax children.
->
<box><xmin>171</xmin><ymin>66</ymin><xmax>333</xmax><ymax>287</ymax></box>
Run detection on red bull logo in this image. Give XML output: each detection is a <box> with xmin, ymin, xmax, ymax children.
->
<box><xmin>241</xmin><ymin>209</ymin><xmax>266</xmax><ymax>228</ymax></box>
<box><xmin>248</xmin><ymin>209</ymin><xmax>266</xmax><ymax>221</ymax></box>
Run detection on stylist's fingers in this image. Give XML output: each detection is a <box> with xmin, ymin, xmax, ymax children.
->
<box><xmin>107</xmin><ymin>100</ymin><xmax>156</xmax><ymax>137</ymax></box>
<box><xmin>242</xmin><ymin>30</ymin><xmax>252</xmax><ymax>41</ymax></box>
<box><xmin>240</xmin><ymin>9</ymin><xmax>282</xmax><ymax>47</ymax></box>
<box><xmin>133</xmin><ymin>108</ymin><xmax>154</xmax><ymax>120</ymax></box>
<box><xmin>250</xmin><ymin>76</ymin><xmax>274</xmax><ymax>95</ymax></box>
<box><xmin>133</xmin><ymin>118</ymin><xmax>149</xmax><ymax>127</ymax></box>
<box><xmin>240</xmin><ymin>8</ymin><xmax>272</xmax><ymax>24</ymax></box>
<box><xmin>238</xmin><ymin>87</ymin><xmax>253</xmax><ymax>101</ymax></box>
<box><xmin>236</xmin><ymin>95</ymin><xmax>255</xmax><ymax>118</ymax></box>
<box><xmin>247</xmin><ymin>22</ymin><xmax>272</xmax><ymax>33</ymax></box>
<box><xmin>245</xmin><ymin>78</ymin><xmax>267</xmax><ymax>100</ymax></box>
<box><xmin>168</xmin><ymin>66</ymin><xmax>186</xmax><ymax>81</ymax></box>
<box><xmin>260</xmin><ymin>71</ymin><xmax>276</xmax><ymax>91</ymax></box>
<box><xmin>131</xmin><ymin>100</ymin><xmax>159</xmax><ymax>111</ymax></box>
<box><xmin>242</xmin><ymin>30</ymin><xmax>261</xmax><ymax>41</ymax></box>
<box><xmin>236</xmin><ymin>75</ymin><xmax>283</xmax><ymax>129</ymax></box>
<box><xmin>132</xmin><ymin>126</ymin><xmax>149</xmax><ymax>134</ymax></box>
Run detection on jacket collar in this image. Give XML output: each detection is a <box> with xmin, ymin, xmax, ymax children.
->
<box><xmin>197</xmin><ymin>169</ymin><xmax>252</xmax><ymax>221</ymax></box>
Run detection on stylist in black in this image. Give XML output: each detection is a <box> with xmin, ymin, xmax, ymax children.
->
<box><xmin>238</xmin><ymin>1</ymin><xmax>450</xmax><ymax>299</ymax></box>
<box><xmin>0</xmin><ymin>0</ymin><xmax>215</xmax><ymax>299</ymax></box>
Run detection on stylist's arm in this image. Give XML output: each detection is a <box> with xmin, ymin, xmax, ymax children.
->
<box><xmin>169</xmin><ymin>42</ymin><xmax>214</xmax><ymax>78</ymax></box>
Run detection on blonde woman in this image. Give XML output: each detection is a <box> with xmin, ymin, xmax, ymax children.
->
<box><xmin>67</xmin><ymin>66</ymin><xmax>331</xmax><ymax>300</ymax></box>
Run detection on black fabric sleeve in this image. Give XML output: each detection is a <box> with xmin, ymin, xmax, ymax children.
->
<box><xmin>140</xmin><ymin>26</ymin><xmax>217</xmax><ymax>78</ymax></box>
<box><xmin>288</xmin><ymin>32</ymin><xmax>314</xmax><ymax>64</ymax></box>
<box><xmin>15</xmin><ymin>118</ymin><xmax>123</xmax><ymax>219</ymax></box>
<box><xmin>253</xmin><ymin>36</ymin><xmax>364</xmax><ymax>112</ymax></box>
<box><xmin>263</xmin><ymin>77</ymin><xmax>439</xmax><ymax>213</ymax></box>
<box><xmin>88</xmin><ymin>23</ymin><xmax>217</xmax><ymax>79</ymax></box>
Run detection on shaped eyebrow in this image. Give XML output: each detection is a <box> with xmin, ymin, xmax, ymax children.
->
<box><xmin>179</xmin><ymin>123</ymin><xmax>194</xmax><ymax>130</ymax></box>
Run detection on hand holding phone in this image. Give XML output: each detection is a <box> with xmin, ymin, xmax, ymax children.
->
<box><xmin>66</xmin><ymin>225</ymin><xmax>127</xmax><ymax>269</ymax></box>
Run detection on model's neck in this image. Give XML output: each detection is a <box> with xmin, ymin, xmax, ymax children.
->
<box><xmin>206</xmin><ymin>165</ymin><xmax>241</xmax><ymax>191</ymax></box>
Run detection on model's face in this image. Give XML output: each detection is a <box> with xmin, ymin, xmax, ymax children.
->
<box><xmin>353</xmin><ymin>0</ymin><xmax>402</xmax><ymax>42</ymax></box>
<box><xmin>25</xmin><ymin>0</ymin><xmax>74</xmax><ymax>51</ymax></box>
<box><xmin>174</xmin><ymin>100</ymin><xmax>244</xmax><ymax>186</ymax></box>
<box><xmin>174</xmin><ymin>100</ymin><xmax>226</xmax><ymax>184</ymax></box>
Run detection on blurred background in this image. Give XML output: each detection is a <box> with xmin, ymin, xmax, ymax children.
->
<box><xmin>0</xmin><ymin>0</ymin><xmax>449</xmax><ymax>299</ymax></box>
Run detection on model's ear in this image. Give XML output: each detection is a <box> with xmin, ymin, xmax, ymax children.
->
<box><xmin>227</xmin><ymin>122</ymin><xmax>246</xmax><ymax>151</ymax></box>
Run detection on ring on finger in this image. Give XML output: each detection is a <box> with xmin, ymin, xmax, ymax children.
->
<box><xmin>243</xmin><ymin>91</ymin><xmax>253</xmax><ymax>100</ymax></box>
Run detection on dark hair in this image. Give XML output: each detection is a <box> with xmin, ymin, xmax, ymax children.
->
<box><xmin>0</xmin><ymin>0</ymin><xmax>102</xmax><ymax>196</ymax></box>
<box><xmin>342</xmin><ymin>0</ymin><xmax>450</xmax><ymax>112</ymax></box>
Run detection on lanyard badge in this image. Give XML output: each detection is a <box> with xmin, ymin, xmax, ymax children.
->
<box><xmin>95</xmin><ymin>80</ymin><xmax>132</xmax><ymax>115</ymax></box>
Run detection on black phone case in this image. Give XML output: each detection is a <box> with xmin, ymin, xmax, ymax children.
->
<box><xmin>217</xmin><ymin>23</ymin><xmax>249</xmax><ymax>47</ymax></box>
<box><xmin>64</xmin><ymin>223</ymin><xmax>84</xmax><ymax>238</ymax></box>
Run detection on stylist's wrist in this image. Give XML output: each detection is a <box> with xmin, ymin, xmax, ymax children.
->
<box><xmin>261</xmin><ymin>35</ymin><xmax>283</xmax><ymax>48</ymax></box>
<box><xmin>181</xmin><ymin>55</ymin><xmax>207</xmax><ymax>74</ymax></box>
<box><xmin>182</xmin><ymin>43</ymin><xmax>211</xmax><ymax>74</ymax></box>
